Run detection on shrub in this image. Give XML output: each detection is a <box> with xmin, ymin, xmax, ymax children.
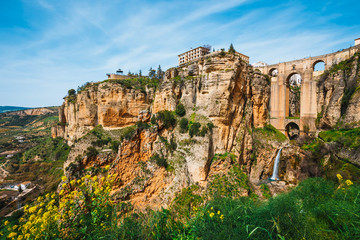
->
<box><xmin>189</xmin><ymin>122</ymin><xmax>201</xmax><ymax>138</ymax></box>
<box><xmin>111</xmin><ymin>141</ymin><xmax>120</xmax><ymax>152</ymax></box>
<box><xmin>199</xmin><ymin>126</ymin><xmax>208</xmax><ymax>137</ymax></box>
<box><xmin>156</xmin><ymin>110</ymin><xmax>177</xmax><ymax>129</ymax></box>
<box><xmin>151</xmin><ymin>115</ymin><xmax>156</xmax><ymax>125</ymax></box>
<box><xmin>151</xmin><ymin>153</ymin><xmax>168</xmax><ymax>168</ymax></box>
<box><xmin>175</xmin><ymin>103</ymin><xmax>186</xmax><ymax>117</ymax></box>
<box><xmin>67</xmin><ymin>89</ymin><xmax>76</xmax><ymax>96</ymax></box>
<box><xmin>86</xmin><ymin>146</ymin><xmax>99</xmax><ymax>158</ymax></box>
<box><xmin>121</xmin><ymin>125</ymin><xmax>136</xmax><ymax>141</ymax></box>
<box><xmin>136</xmin><ymin>121</ymin><xmax>150</xmax><ymax>130</ymax></box>
<box><xmin>179</xmin><ymin>118</ymin><xmax>189</xmax><ymax>133</ymax></box>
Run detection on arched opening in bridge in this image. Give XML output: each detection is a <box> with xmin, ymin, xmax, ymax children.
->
<box><xmin>286</xmin><ymin>122</ymin><xmax>300</xmax><ymax>140</ymax></box>
<box><xmin>286</xmin><ymin>73</ymin><xmax>301</xmax><ymax>118</ymax></box>
<box><xmin>313</xmin><ymin>60</ymin><xmax>325</xmax><ymax>71</ymax></box>
<box><xmin>269</xmin><ymin>68</ymin><xmax>278</xmax><ymax>77</ymax></box>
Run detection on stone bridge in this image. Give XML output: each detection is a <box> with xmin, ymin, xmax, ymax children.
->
<box><xmin>256</xmin><ymin>45</ymin><xmax>360</xmax><ymax>138</ymax></box>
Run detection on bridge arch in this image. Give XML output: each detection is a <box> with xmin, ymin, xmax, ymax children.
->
<box><xmin>313</xmin><ymin>60</ymin><xmax>325</xmax><ymax>71</ymax></box>
<box><xmin>285</xmin><ymin>73</ymin><xmax>302</xmax><ymax>118</ymax></box>
<box><xmin>269</xmin><ymin>68</ymin><xmax>278</xmax><ymax>77</ymax></box>
<box><xmin>285</xmin><ymin>122</ymin><xmax>300</xmax><ymax>139</ymax></box>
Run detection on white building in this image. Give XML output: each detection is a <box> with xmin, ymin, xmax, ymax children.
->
<box><xmin>178</xmin><ymin>46</ymin><xmax>210</xmax><ymax>65</ymax></box>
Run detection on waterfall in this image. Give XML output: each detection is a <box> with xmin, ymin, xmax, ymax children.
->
<box><xmin>270</xmin><ymin>148</ymin><xmax>282</xmax><ymax>181</ymax></box>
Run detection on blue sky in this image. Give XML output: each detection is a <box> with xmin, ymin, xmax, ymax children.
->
<box><xmin>0</xmin><ymin>0</ymin><xmax>359</xmax><ymax>107</ymax></box>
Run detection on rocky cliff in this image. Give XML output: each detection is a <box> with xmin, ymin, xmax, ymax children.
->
<box><xmin>54</xmin><ymin>51</ymin><xmax>360</xmax><ymax>210</ymax></box>
<box><xmin>316</xmin><ymin>53</ymin><xmax>360</xmax><ymax>129</ymax></box>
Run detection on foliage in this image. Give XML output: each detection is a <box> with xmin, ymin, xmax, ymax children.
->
<box><xmin>111</xmin><ymin>141</ymin><xmax>120</xmax><ymax>152</ymax></box>
<box><xmin>23</xmin><ymin>137</ymin><xmax>70</xmax><ymax>162</ymax></box>
<box><xmin>171</xmin><ymin>185</ymin><xmax>204</xmax><ymax>220</ymax></box>
<box><xmin>254</xmin><ymin>124</ymin><xmax>287</xmax><ymax>142</ymax></box>
<box><xmin>7</xmin><ymin>174</ymin><xmax>117</xmax><ymax>239</ymax></box>
<box><xmin>207</xmin><ymin>165</ymin><xmax>250</xmax><ymax>199</ymax></box>
<box><xmin>105</xmin><ymin>77</ymin><xmax>159</xmax><ymax>93</ymax></box>
<box><xmin>189</xmin><ymin>122</ymin><xmax>201</xmax><ymax>138</ymax></box>
<box><xmin>151</xmin><ymin>153</ymin><xmax>168</xmax><ymax>168</ymax></box>
<box><xmin>3</xmin><ymin>177</ymin><xmax>360</xmax><ymax>239</ymax></box>
<box><xmin>76</xmin><ymin>82</ymin><xmax>91</xmax><ymax>93</ymax></box>
<box><xmin>155</xmin><ymin>110</ymin><xmax>177</xmax><ymax>129</ymax></box>
<box><xmin>319</xmin><ymin>127</ymin><xmax>360</xmax><ymax>149</ymax></box>
<box><xmin>228</xmin><ymin>43</ymin><xmax>235</xmax><ymax>54</ymax></box>
<box><xmin>175</xmin><ymin>103</ymin><xmax>186</xmax><ymax>117</ymax></box>
<box><xmin>120</xmin><ymin>125</ymin><xmax>137</xmax><ymax>141</ymax></box>
<box><xmin>341</xmin><ymin>84</ymin><xmax>357</xmax><ymax>116</ymax></box>
<box><xmin>67</xmin><ymin>89</ymin><xmax>76</xmax><ymax>96</ymax></box>
<box><xmin>86</xmin><ymin>146</ymin><xmax>99</xmax><ymax>158</ymax></box>
<box><xmin>179</xmin><ymin>118</ymin><xmax>189</xmax><ymax>133</ymax></box>
<box><xmin>136</xmin><ymin>121</ymin><xmax>150</xmax><ymax>131</ymax></box>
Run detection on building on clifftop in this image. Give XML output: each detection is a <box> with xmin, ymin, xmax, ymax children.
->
<box><xmin>178</xmin><ymin>46</ymin><xmax>211</xmax><ymax>66</ymax></box>
<box><xmin>106</xmin><ymin>68</ymin><xmax>129</xmax><ymax>80</ymax></box>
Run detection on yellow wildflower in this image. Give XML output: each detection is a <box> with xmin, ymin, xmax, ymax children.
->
<box><xmin>337</xmin><ymin>174</ymin><xmax>343</xmax><ymax>181</ymax></box>
<box><xmin>61</xmin><ymin>176</ymin><xmax>67</xmax><ymax>181</ymax></box>
<box><xmin>59</xmin><ymin>190</ymin><xmax>64</xmax><ymax>195</ymax></box>
<box><xmin>93</xmin><ymin>176</ymin><xmax>98</xmax><ymax>181</ymax></box>
<box><xmin>62</xmin><ymin>183</ymin><xmax>67</xmax><ymax>189</ymax></box>
<box><xmin>217</xmin><ymin>210</ymin><xmax>220</xmax><ymax>215</ymax></box>
<box><xmin>346</xmin><ymin>179</ymin><xmax>353</xmax><ymax>186</ymax></box>
<box><xmin>77</xmin><ymin>179</ymin><xmax>81</xmax><ymax>184</ymax></box>
<box><xmin>8</xmin><ymin>232</ymin><xmax>17</xmax><ymax>238</ymax></box>
<box><xmin>105</xmin><ymin>165</ymin><xmax>110</xmax><ymax>170</ymax></box>
<box><xmin>220</xmin><ymin>214</ymin><xmax>224</xmax><ymax>220</ymax></box>
<box><xmin>70</xmin><ymin>180</ymin><xmax>76</xmax><ymax>185</ymax></box>
<box><xmin>101</xmin><ymin>177</ymin><xmax>105</xmax><ymax>182</ymax></box>
<box><xmin>28</xmin><ymin>206</ymin><xmax>37</xmax><ymax>213</ymax></box>
<box><xmin>12</xmin><ymin>225</ymin><xmax>18</xmax><ymax>230</ymax></box>
<box><xmin>85</xmin><ymin>174</ymin><xmax>91</xmax><ymax>179</ymax></box>
<box><xmin>4</xmin><ymin>220</ymin><xmax>9</xmax><ymax>226</ymax></box>
<box><xmin>209</xmin><ymin>212</ymin><xmax>215</xmax><ymax>218</ymax></box>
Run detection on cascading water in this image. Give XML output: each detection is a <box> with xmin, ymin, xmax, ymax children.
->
<box><xmin>270</xmin><ymin>148</ymin><xmax>282</xmax><ymax>181</ymax></box>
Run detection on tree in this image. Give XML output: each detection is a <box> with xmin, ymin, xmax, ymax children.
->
<box><xmin>68</xmin><ymin>89</ymin><xmax>76</xmax><ymax>96</ymax></box>
<box><xmin>157</xmin><ymin>65</ymin><xmax>164</xmax><ymax>79</ymax></box>
<box><xmin>139</xmin><ymin>70</ymin><xmax>142</xmax><ymax>77</ymax></box>
<box><xmin>149</xmin><ymin>67</ymin><xmax>156</xmax><ymax>79</ymax></box>
<box><xmin>228</xmin><ymin>43</ymin><xmax>235</xmax><ymax>54</ymax></box>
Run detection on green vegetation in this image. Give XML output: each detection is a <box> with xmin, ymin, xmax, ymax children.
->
<box><xmin>179</xmin><ymin>118</ymin><xmax>189</xmax><ymax>133</ymax></box>
<box><xmin>120</xmin><ymin>125</ymin><xmax>137</xmax><ymax>141</ymax></box>
<box><xmin>154</xmin><ymin>110</ymin><xmax>177</xmax><ymax>129</ymax></box>
<box><xmin>189</xmin><ymin>122</ymin><xmax>201</xmax><ymax>137</ymax></box>
<box><xmin>103</xmin><ymin>77</ymin><xmax>159</xmax><ymax>93</ymax></box>
<box><xmin>175</xmin><ymin>103</ymin><xmax>186</xmax><ymax>117</ymax></box>
<box><xmin>319</xmin><ymin>127</ymin><xmax>360</xmax><ymax>149</ymax></box>
<box><xmin>86</xmin><ymin>146</ymin><xmax>99</xmax><ymax>158</ymax></box>
<box><xmin>253</xmin><ymin>124</ymin><xmax>287</xmax><ymax>142</ymax></box>
<box><xmin>23</xmin><ymin>137</ymin><xmax>70</xmax><ymax>162</ymax></box>
<box><xmin>151</xmin><ymin>153</ymin><xmax>168</xmax><ymax>168</ymax></box>
<box><xmin>228</xmin><ymin>43</ymin><xmax>235</xmax><ymax>54</ymax></box>
<box><xmin>4</xmin><ymin>177</ymin><xmax>360</xmax><ymax>240</ymax></box>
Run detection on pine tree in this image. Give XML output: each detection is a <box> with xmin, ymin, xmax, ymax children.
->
<box><xmin>149</xmin><ymin>67</ymin><xmax>156</xmax><ymax>79</ymax></box>
<box><xmin>156</xmin><ymin>65</ymin><xmax>163</xmax><ymax>79</ymax></box>
<box><xmin>139</xmin><ymin>70</ymin><xmax>142</xmax><ymax>77</ymax></box>
<box><xmin>228</xmin><ymin>43</ymin><xmax>235</xmax><ymax>54</ymax></box>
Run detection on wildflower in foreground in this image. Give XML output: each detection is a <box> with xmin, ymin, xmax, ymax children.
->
<box><xmin>346</xmin><ymin>179</ymin><xmax>353</xmax><ymax>186</ymax></box>
<box><xmin>337</xmin><ymin>174</ymin><xmax>343</xmax><ymax>181</ymax></box>
<box><xmin>209</xmin><ymin>212</ymin><xmax>215</xmax><ymax>218</ymax></box>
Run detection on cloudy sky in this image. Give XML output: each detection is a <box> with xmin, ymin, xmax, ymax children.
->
<box><xmin>0</xmin><ymin>0</ymin><xmax>359</xmax><ymax>107</ymax></box>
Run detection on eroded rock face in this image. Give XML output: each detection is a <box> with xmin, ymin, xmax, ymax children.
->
<box><xmin>59</xmin><ymin>53</ymin><xmax>273</xmax><ymax>208</ymax></box>
<box><xmin>57</xmin><ymin>83</ymin><xmax>154</xmax><ymax>145</ymax></box>
<box><xmin>317</xmin><ymin>55</ymin><xmax>360</xmax><ymax>129</ymax></box>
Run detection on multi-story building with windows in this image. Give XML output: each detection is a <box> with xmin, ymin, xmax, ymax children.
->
<box><xmin>178</xmin><ymin>46</ymin><xmax>210</xmax><ymax>65</ymax></box>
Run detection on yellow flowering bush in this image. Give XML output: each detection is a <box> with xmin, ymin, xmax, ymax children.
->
<box><xmin>12</xmin><ymin>173</ymin><xmax>117</xmax><ymax>239</ymax></box>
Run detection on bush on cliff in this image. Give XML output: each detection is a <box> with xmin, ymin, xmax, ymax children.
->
<box><xmin>155</xmin><ymin>110</ymin><xmax>177</xmax><ymax>129</ymax></box>
<box><xmin>175</xmin><ymin>103</ymin><xmax>186</xmax><ymax>117</ymax></box>
<box><xmin>179</xmin><ymin>118</ymin><xmax>189</xmax><ymax>133</ymax></box>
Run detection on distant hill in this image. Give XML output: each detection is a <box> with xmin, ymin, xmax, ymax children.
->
<box><xmin>0</xmin><ymin>106</ymin><xmax>31</xmax><ymax>114</ymax></box>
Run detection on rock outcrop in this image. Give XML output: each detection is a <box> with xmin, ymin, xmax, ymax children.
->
<box><xmin>317</xmin><ymin>53</ymin><xmax>360</xmax><ymax>129</ymax></box>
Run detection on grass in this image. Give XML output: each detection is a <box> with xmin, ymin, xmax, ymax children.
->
<box><xmin>253</xmin><ymin>124</ymin><xmax>287</xmax><ymax>143</ymax></box>
<box><xmin>4</xmin><ymin>177</ymin><xmax>360</xmax><ymax>240</ymax></box>
<box><xmin>319</xmin><ymin>127</ymin><xmax>360</xmax><ymax>149</ymax></box>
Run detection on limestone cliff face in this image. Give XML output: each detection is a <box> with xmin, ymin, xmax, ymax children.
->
<box><xmin>317</xmin><ymin>54</ymin><xmax>360</xmax><ymax>128</ymax></box>
<box><xmin>56</xmin><ymin>82</ymin><xmax>154</xmax><ymax>145</ymax></box>
<box><xmin>58</xmin><ymin>53</ymin><xmax>273</xmax><ymax>208</ymax></box>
